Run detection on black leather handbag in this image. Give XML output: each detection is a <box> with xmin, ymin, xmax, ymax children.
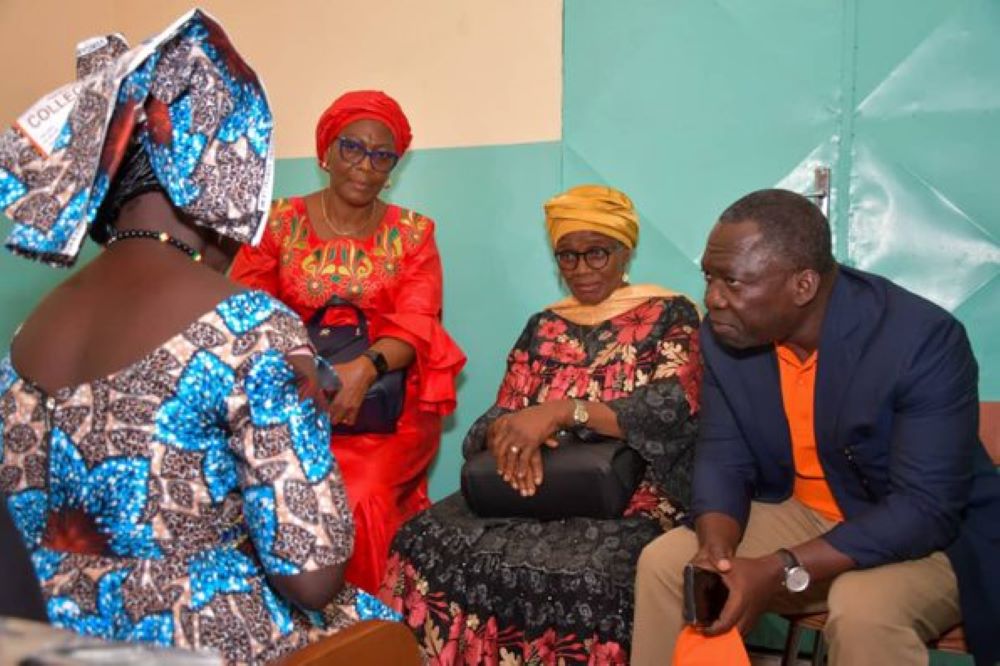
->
<box><xmin>460</xmin><ymin>429</ymin><xmax>647</xmax><ymax>520</ymax></box>
<box><xmin>305</xmin><ymin>295</ymin><xmax>406</xmax><ymax>434</ymax></box>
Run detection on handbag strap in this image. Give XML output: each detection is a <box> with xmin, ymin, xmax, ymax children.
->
<box><xmin>305</xmin><ymin>294</ymin><xmax>370</xmax><ymax>339</ymax></box>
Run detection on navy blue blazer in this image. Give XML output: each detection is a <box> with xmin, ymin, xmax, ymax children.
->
<box><xmin>691</xmin><ymin>265</ymin><xmax>1000</xmax><ymax>664</ymax></box>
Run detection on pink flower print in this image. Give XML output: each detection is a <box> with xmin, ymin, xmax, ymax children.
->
<box><xmin>537</xmin><ymin>318</ymin><xmax>568</xmax><ymax>340</ymax></box>
<box><xmin>623</xmin><ymin>482</ymin><xmax>660</xmax><ymax>517</ymax></box>
<box><xmin>404</xmin><ymin>585</ymin><xmax>428</xmax><ymax>629</ymax></box>
<box><xmin>676</xmin><ymin>330</ymin><xmax>702</xmax><ymax>414</ymax></box>
<box><xmin>552</xmin><ymin>340</ymin><xmax>587</xmax><ymax>364</ymax></box>
<box><xmin>526</xmin><ymin>629</ymin><xmax>560</xmax><ymax>666</ymax></box>
<box><xmin>378</xmin><ymin>553</ymin><xmax>404</xmax><ymax>612</ymax></box>
<box><xmin>588</xmin><ymin>639</ymin><xmax>628</xmax><ymax>665</ymax></box>
<box><xmin>401</xmin><ymin>562</ymin><xmax>428</xmax><ymax>629</ymax></box>
<box><xmin>546</xmin><ymin>366</ymin><xmax>588</xmax><ymax>401</ymax></box>
<box><xmin>497</xmin><ymin>359</ymin><xmax>542</xmax><ymax>410</ymax></box>
<box><xmin>434</xmin><ymin>610</ymin><xmax>467</xmax><ymax>665</ymax></box>
<box><xmin>480</xmin><ymin>618</ymin><xmax>500</xmax><ymax>666</ymax></box>
<box><xmin>614</xmin><ymin>300</ymin><xmax>663</xmax><ymax>345</ymax></box>
<box><xmin>462</xmin><ymin>620</ymin><xmax>485</xmax><ymax>665</ymax></box>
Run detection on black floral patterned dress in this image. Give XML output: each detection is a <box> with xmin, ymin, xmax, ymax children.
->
<box><xmin>379</xmin><ymin>295</ymin><xmax>701</xmax><ymax>665</ymax></box>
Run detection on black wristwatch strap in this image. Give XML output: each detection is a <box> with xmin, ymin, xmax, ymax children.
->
<box><xmin>362</xmin><ymin>349</ymin><xmax>388</xmax><ymax>378</ymax></box>
<box><xmin>777</xmin><ymin>548</ymin><xmax>800</xmax><ymax>570</ymax></box>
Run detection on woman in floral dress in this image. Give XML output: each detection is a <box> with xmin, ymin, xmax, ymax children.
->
<box><xmin>380</xmin><ymin>185</ymin><xmax>701</xmax><ymax>664</ymax></box>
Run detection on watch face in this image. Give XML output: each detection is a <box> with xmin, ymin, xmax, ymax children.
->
<box><xmin>786</xmin><ymin>566</ymin><xmax>810</xmax><ymax>593</ymax></box>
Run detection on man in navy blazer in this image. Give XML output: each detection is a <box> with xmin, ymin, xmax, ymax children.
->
<box><xmin>631</xmin><ymin>189</ymin><xmax>999</xmax><ymax>666</ymax></box>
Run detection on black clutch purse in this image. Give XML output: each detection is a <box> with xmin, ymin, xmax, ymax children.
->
<box><xmin>460</xmin><ymin>429</ymin><xmax>647</xmax><ymax>520</ymax></box>
<box><xmin>305</xmin><ymin>295</ymin><xmax>406</xmax><ymax>434</ymax></box>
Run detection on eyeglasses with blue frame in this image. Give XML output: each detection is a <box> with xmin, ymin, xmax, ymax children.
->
<box><xmin>336</xmin><ymin>136</ymin><xmax>399</xmax><ymax>173</ymax></box>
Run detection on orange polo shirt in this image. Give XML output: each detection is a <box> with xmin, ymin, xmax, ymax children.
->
<box><xmin>775</xmin><ymin>345</ymin><xmax>844</xmax><ymax>523</ymax></box>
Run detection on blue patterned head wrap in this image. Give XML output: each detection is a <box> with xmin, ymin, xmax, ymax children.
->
<box><xmin>0</xmin><ymin>9</ymin><xmax>275</xmax><ymax>266</ymax></box>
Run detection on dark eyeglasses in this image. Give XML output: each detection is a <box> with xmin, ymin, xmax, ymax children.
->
<box><xmin>554</xmin><ymin>246</ymin><xmax>621</xmax><ymax>270</ymax></box>
<box><xmin>337</xmin><ymin>136</ymin><xmax>399</xmax><ymax>173</ymax></box>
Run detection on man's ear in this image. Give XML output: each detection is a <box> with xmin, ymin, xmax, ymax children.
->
<box><xmin>792</xmin><ymin>268</ymin><xmax>821</xmax><ymax>306</ymax></box>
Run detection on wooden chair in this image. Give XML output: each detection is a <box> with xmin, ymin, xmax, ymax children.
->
<box><xmin>274</xmin><ymin>620</ymin><xmax>422</xmax><ymax>666</ymax></box>
<box><xmin>779</xmin><ymin>401</ymin><xmax>1000</xmax><ymax>666</ymax></box>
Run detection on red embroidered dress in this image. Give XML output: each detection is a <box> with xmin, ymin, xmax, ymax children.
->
<box><xmin>230</xmin><ymin>197</ymin><xmax>465</xmax><ymax>592</ymax></box>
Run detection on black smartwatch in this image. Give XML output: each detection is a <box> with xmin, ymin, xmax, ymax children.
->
<box><xmin>361</xmin><ymin>349</ymin><xmax>389</xmax><ymax>378</ymax></box>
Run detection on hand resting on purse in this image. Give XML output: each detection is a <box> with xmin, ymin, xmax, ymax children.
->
<box><xmin>304</xmin><ymin>295</ymin><xmax>415</xmax><ymax>432</ymax></box>
<box><xmin>486</xmin><ymin>398</ymin><xmax>626</xmax><ymax>496</ymax></box>
<box><xmin>325</xmin><ymin>337</ymin><xmax>413</xmax><ymax>428</ymax></box>
<box><xmin>462</xmin><ymin>428</ymin><xmax>647</xmax><ymax>520</ymax></box>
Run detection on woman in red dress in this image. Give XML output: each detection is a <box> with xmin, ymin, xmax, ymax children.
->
<box><xmin>230</xmin><ymin>90</ymin><xmax>465</xmax><ymax>593</ymax></box>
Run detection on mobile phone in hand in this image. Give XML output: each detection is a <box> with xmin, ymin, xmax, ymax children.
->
<box><xmin>316</xmin><ymin>356</ymin><xmax>342</xmax><ymax>396</ymax></box>
<box><xmin>683</xmin><ymin>563</ymin><xmax>729</xmax><ymax>626</ymax></box>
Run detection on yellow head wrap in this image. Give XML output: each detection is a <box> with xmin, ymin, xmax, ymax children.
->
<box><xmin>544</xmin><ymin>184</ymin><xmax>639</xmax><ymax>248</ymax></box>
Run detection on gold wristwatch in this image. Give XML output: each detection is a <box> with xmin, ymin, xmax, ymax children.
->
<box><xmin>572</xmin><ymin>399</ymin><xmax>590</xmax><ymax>426</ymax></box>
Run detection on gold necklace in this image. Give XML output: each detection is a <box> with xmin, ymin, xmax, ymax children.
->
<box><xmin>319</xmin><ymin>191</ymin><xmax>376</xmax><ymax>237</ymax></box>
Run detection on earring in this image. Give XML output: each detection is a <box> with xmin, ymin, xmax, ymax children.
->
<box><xmin>623</xmin><ymin>272</ymin><xmax>631</xmax><ymax>283</ymax></box>
<box><xmin>383</xmin><ymin>178</ymin><xmax>393</xmax><ymax>191</ymax></box>
<box><xmin>319</xmin><ymin>160</ymin><xmax>328</xmax><ymax>171</ymax></box>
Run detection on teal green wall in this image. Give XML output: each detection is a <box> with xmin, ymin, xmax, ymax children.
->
<box><xmin>564</xmin><ymin>0</ymin><xmax>1000</xmax><ymax>400</ymax></box>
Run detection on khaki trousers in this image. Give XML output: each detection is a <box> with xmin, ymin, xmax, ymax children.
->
<box><xmin>631</xmin><ymin>499</ymin><xmax>960</xmax><ymax>666</ymax></box>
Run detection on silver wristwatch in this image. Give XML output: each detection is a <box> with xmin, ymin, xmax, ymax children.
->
<box><xmin>777</xmin><ymin>548</ymin><xmax>810</xmax><ymax>593</ymax></box>
<box><xmin>572</xmin><ymin>399</ymin><xmax>590</xmax><ymax>426</ymax></box>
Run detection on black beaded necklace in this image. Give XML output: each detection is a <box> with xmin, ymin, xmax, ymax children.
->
<box><xmin>106</xmin><ymin>229</ymin><xmax>203</xmax><ymax>263</ymax></box>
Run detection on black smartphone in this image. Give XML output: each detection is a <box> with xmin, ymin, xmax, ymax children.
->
<box><xmin>683</xmin><ymin>563</ymin><xmax>729</xmax><ymax>626</ymax></box>
<box><xmin>315</xmin><ymin>356</ymin><xmax>343</xmax><ymax>395</ymax></box>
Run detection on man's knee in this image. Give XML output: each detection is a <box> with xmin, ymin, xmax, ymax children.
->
<box><xmin>827</xmin><ymin>572</ymin><xmax>903</xmax><ymax>625</ymax></box>
<box><xmin>637</xmin><ymin>526</ymin><xmax>697</xmax><ymax>591</ymax></box>
<box><xmin>825</xmin><ymin>569</ymin><xmax>924</xmax><ymax>646</ymax></box>
<box><xmin>824</xmin><ymin>556</ymin><xmax>959</xmax><ymax>647</ymax></box>
<box><xmin>823</xmin><ymin>572</ymin><xmax>935</xmax><ymax>666</ymax></box>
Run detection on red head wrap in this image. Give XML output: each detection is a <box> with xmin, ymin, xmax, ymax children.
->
<box><xmin>315</xmin><ymin>90</ymin><xmax>412</xmax><ymax>161</ymax></box>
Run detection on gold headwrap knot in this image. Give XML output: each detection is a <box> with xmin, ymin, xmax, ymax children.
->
<box><xmin>544</xmin><ymin>184</ymin><xmax>639</xmax><ymax>248</ymax></box>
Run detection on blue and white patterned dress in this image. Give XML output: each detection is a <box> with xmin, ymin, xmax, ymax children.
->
<box><xmin>0</xmin><ymin>291</ymin><xmax>396</xmax><ymax>663</ymax></box>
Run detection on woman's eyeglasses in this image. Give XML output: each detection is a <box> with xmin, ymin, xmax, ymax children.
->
<box><xmin>337</xmin><ymin>136</ymin><xmax>399</xmax><ymax>173</ymax></box>
<box><xmin>554</xmin><ymin>246</ymin><xmax>621</xmax><ymax>270</ymax></box>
